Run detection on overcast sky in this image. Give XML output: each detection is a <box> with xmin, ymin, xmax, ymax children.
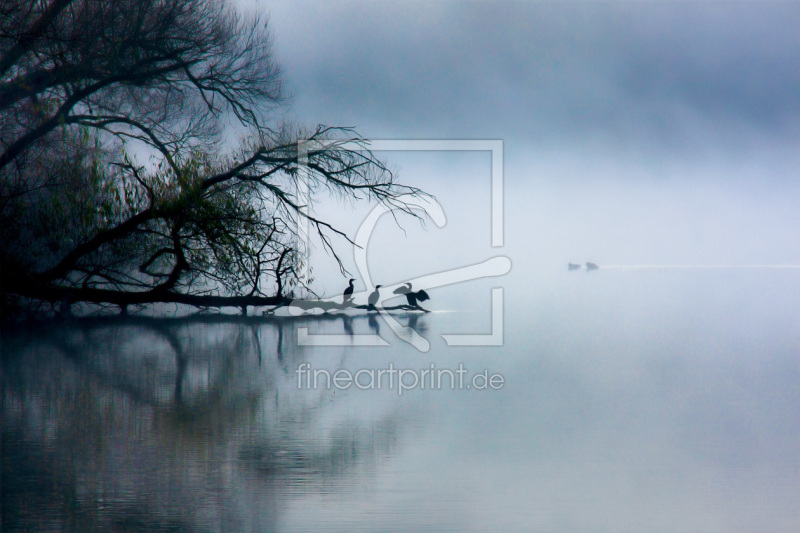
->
<box><xmin>243</xmin><ymin>0</ymin><xmax>800</xmax><ymax>296</ymax></box>
<box><xmin>261</xmin><ymin>1</ymin><xmax>800</xmax><ymax>154</ymax></box>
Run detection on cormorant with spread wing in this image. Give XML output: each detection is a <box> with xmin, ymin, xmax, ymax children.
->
<box><xmin>394</xmin><ymin>283</ymin><xmax>430</xmax><ymax>310</ymax></box>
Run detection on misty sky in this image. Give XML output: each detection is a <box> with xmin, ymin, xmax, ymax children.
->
<box><xmin>244</xmin><ymin>0</ymin><xmax>800</xmax><ymax>296</ymax></box>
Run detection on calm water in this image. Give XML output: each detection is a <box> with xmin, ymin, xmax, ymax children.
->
<box><xmin>3</xmin><ymin>270</ymin><xmax>800</xmax><ymax>532</ymax></box>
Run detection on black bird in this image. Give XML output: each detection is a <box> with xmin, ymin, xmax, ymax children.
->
<box><xmin>586</xmin><ymin>262</ymin><xmax>599</xmax><ymax>271</ymax></box>
<box><xmin>393</xmin><ymin>283</ymin><xmax>430</xmax><ymax>309</ymax></box>
<box><xmin>368</xmin><ymin>285</ymin><xmax>382</xmax><ymax>310</ymax></box>
<box><xmin>343</xmin><ymin>278</ymin><xmax>356</xmax><ymax>302</ymax></box>
<box><xmin>568</xmin><ymin>263</ymin><xmax>581</xmax><ymax>271</ymax></box>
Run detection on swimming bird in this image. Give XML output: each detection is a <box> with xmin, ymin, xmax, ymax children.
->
<box><xmin>568</xmin><ymin>263</ymin><xmax>581</xmax><ymax>270</ymax></box>
<box><xmin>586</xmin><ymin>262</ymin><xmax>599</xmax><ymax>271</ymax></box>
<box><xmin>393</xmin><ymin>283</ymin><xmax>430</xmax><ymax>310</ymax></box>
<box><xmin>368</xmin><ymin>285</ymin><xmax>382</xmax><ymax>310</ymax></box>
<box><xmin>343</xmin><ymin>278</ymin><xmax>355</xmax><ymax>302</ymax></box>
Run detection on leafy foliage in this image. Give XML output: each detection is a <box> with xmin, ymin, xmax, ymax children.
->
<box><xmin>0</xmin><ymin>0</ymin><xmax>425</xmax><ymax>316</ymax></box>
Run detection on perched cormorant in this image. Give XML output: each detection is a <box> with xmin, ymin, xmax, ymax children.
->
<box><xmin>568</xmin><ymin>263</ymin><xmax>581</xmax><ymax>271</ymax></box>
<box><xmin>343</xmin><ymin>278</ymin><xmax>356</xmax><ymax>302</ymax></box>
<box><xmin>393</xmin><ymin>283</ymin><xmax>430</xmax><ymax>309</ymax></box>
<box><xmin>368</xmin><ymin>285</ymin><xmax>382</xmax><ymax>309</ymax></box>
<box><xmin>586</xmin><ymin>262</ymin><xmax>599</xmax><ymax>271</ymax></box>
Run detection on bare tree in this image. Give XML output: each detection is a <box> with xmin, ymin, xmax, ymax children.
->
<box><xmin>0</xmin><ymin>0</ymin><xmax>425</xmax><ymax>317</ymax></box>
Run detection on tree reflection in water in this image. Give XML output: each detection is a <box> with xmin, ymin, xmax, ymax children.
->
<box><xmin>2</xmin><ymin>316</ymin><xmax>412</xmax><ymax>532</ymax></box>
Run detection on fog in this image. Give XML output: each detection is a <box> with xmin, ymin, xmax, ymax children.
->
<box><xmin>6</xmin><ymin>3</ymin><xmax>800</xmax><ymax>531</ymax></box>
<box><xmin>263</xmin><ymin>1</ymin><xmax>800</xmax><ymax>146</ymax></box>
<box><xmin>239</xmin><ymin>0</ymin><xmax>800</xmax><ymax>302</ymax></box>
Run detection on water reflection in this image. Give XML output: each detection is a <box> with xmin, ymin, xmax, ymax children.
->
<box><xmin>367</xmin><ymin>313</ymin><xmax>381</xmax><ymax>335</ymax></box>
<box><xmin>4</xmin><ymin>274</ymin><xmax>800</xmax><ymax>531</ymax></box>
<box><xmin>2</xmin><ymin>318</ymin><xmax>410</xmax><ymax>532</ymax></box>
